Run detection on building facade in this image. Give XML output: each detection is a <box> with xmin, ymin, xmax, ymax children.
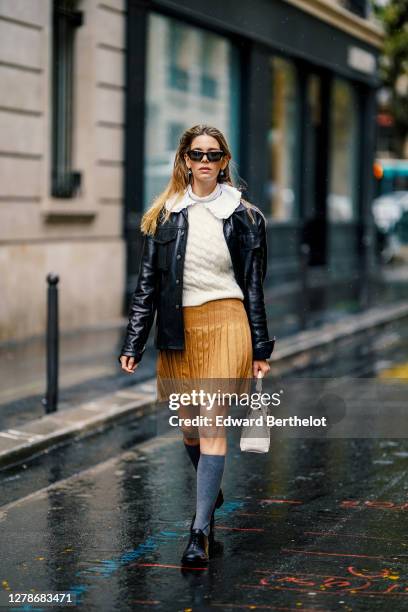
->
<box><xmin>0</xmin><ymin>0</ymin><xmax>126</xmax><ymax>342</ymax></box>
<box><xmin>0</xmin><ymin>0</ymin><xmax>383</xmax><ymax>343</ymax></box>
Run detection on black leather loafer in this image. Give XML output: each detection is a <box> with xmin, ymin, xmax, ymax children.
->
<box><xmin>190</xmin><ymin>512</ymin><xmax>215</xmax><ymax>543</ymax></box>
<box><xmin>189</xmin><ymin>488</ymin><xmax>223</xmax><ymax>539</ymax></box>
<box><xmin>181</xmin><ymin>529</ymin><xmax>209</xmax><ymax>565</ymax></box>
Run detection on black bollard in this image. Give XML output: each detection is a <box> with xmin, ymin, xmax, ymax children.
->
<box><xmin>42</xmin><ymin>273</ymin><xmax>59</xmax><ymax>413</ymax></box>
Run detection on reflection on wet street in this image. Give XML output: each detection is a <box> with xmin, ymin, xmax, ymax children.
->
<box><xmin>1</xmin><ymin>428</ymin><xmax>407</xmax><ymax>611</ymax></box>
<box><xmin>1</xmin><ymin>317</ymin><xmax>407</xmax><ymax>611</ymax></box>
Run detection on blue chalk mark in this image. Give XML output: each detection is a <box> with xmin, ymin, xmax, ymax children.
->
<box><xmin>18</xmin><ymin>499</ymin><xmax>246</xmax><ymax>610</ymax></box>
<box><xmin>216</xmin><ymin>501</ymin><xmax>245</xmax><ymax>515</ymax></box>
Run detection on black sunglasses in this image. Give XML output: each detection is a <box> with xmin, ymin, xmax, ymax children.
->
<box><xmin>187</xmin><ymin>149</ymin><xmax>225</xmax><ymax>162</ymax></box>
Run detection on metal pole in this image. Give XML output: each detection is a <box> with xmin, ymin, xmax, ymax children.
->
<box><xmin>42</xmin><ymin>273</ymin><xmax>59</xmax><ymax>413</ymax></box>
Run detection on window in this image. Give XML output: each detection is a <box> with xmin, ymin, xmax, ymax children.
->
<box><xmin>200</xmin><ymin>34</ymin><xmax>219</xmax><ymax>99</ymax></box>
<box><xmin>51</xmin><ymin>0</ymin><xmax>83</xmax><ymax>198</ymax></box>
<box><xmin>168</xmin><ymin>122</ymin><xmax>185</xmax><ymax>151</ymax></box>
<box><xmin>167</xmin><ymin>22</ymin><xmax>190</xmax><ymax>92</ymax></box>
<box><xmin>144</xmin><ymin>13</ymin><xmax>241</xmax><ymax>209</ymax></box>
<box><xmin>327</xmin><ymin>79</ymin><xmax>358</xmax><ymax>222</ymax></box>
<box><xmin>267</xmin><ymin>57</ymin><xmax>298</xmax><ymax>220</ymax></box>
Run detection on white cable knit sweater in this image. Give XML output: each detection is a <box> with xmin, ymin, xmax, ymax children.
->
<box><xmin>165</xmin><ymin>182</ymin><xmax>244</xmax><ymax>307</ymax></box>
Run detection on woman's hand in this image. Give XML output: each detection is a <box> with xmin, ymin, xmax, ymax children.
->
<box><xmin>253</xmin><ymin>360</ymin><xmax>270</xmax><ymax>378</ymax></box>
<box><xmin>120</xmin><ymin>355</ymin><xmax>139</xmax><ymax>374</ymax></box>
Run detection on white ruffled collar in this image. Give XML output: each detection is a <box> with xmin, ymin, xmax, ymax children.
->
<box><xmin>164</xmin><ymin>182</ymin><xmax>242</xmax><ymax>219</ymax></box>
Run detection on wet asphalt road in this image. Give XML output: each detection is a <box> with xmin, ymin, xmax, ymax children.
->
<box><xmin>1</xmin><ymin>428</ymin><xmax>407</xmax><ymax>612</ymax></box>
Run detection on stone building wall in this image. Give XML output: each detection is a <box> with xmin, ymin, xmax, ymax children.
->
<box><xmin>0</xmin><ymin>0</ymin><xmax>127</xmax><ymax>342</ymax></box>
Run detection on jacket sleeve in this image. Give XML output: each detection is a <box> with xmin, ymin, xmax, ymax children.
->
<box><xmin>245</xmin><ymin>213</ymin><xmax>276</xmax><ymax>360</ymax></box>
<box><xmin>118</xmin><ymin>233</ymin><xmax>158</xmax><ymax>365</ymax></box>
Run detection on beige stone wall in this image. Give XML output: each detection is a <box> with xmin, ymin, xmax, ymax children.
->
<box><xmin>0</xmin><ymin>0</ymin><xmax>126</xmax><ymax>342</ymax></box>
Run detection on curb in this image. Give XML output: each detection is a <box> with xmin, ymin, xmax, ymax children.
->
<box><xmin>0</xmin><ymin>381</ymin><xmax>157</xmax><ymax>469</ymax></box>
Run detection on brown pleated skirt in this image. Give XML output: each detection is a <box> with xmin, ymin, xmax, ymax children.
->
<box><xmin>156</xmin><ymin>298</ymin><xmax>253</xmax><ymax>403</ymax></box>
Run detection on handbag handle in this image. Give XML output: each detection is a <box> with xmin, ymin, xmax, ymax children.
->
<box><xmin>255</xmin><ymin>370</ymin><xmax>264</xmax><ymax>393</ymax></box>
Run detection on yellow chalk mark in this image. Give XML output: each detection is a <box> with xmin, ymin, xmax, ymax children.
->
<box><xmin>378</xmin><ymin>363</ymin><xmax>408</xmax><ymax>379</ymax></box>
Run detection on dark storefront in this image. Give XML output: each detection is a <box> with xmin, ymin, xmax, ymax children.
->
<box><xmin>123</xmin><ymin>0</ymin><xmax>382</xmax><ymax>332</ymax></box>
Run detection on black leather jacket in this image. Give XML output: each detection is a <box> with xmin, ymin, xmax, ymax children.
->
<box><xmin>118</xmin><ymin>201</ymin><xmax>276</xmax><ymax>364</ymax></box>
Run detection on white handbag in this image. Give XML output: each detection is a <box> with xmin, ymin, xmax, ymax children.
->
<box><xmin>240</xmin><ymin>371</ymin><xmax>270</xmax><ymax>453</ymax></box>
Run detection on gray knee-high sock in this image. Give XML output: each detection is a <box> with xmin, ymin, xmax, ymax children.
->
<box><xmin>193</xmin><ymin>453</ymin><xmax>225</xmax><ymax>536</ymax></box>
<box><xmin>184</xmin><ymin>441</ymin><xmax>200</xmax><ymax>470</ymax></box>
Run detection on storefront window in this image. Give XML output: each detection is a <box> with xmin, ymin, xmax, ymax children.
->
<box><xmin>327</xmin><ymin>79</ymin><xmax>358</xmax><ymax>221</ymax></box>
<box><xmin>144</xmin><ymin>13</ymin><xmax>241</xmax><ymax>209</ymax></box>
<box><xmin>267</xmin><ymin>57</ymin><xmax>298</xmax><ymax>221</ymax></box>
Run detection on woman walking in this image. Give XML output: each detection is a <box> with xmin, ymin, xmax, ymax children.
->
<box><xmin>118</xmin><ymin>124</ymin><xmax>275</xmax><ymax>566</ymax></box>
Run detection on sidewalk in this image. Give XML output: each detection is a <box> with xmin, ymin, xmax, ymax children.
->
<box><xmin>0</xmin><ymin>319</ymin><xmax>158</xmax><ymax>432</ymax></box>
<box><xmin>1</xmin><ymin>299</ymin><xmax>407</xmax><ymax>470</ymax></box>
<box><xmin>0</xmin><ymin>319</ymin><xmax>133</xmax><ymax>406</ymax></box>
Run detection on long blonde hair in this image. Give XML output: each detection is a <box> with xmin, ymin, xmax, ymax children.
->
<box><xmin>141</xmin><ymin>124</ymin><xmax>259</xmax><ymax>236</ymax></box>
